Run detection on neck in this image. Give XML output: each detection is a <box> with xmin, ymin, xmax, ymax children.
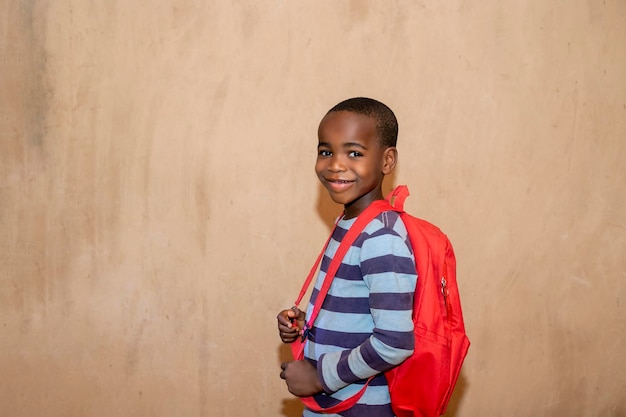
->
<box><xmin>343</xmin><ymin>188</ymin><xmax>384</xmax><ymax>219</ymax></box>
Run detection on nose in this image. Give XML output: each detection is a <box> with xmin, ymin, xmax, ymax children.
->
<box><xmin>328</xmin><ymin>154</ymin><xmax>346</xmax><ymax>172</ymax></box>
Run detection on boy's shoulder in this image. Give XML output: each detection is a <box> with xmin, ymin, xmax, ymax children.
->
<box><xmin>355</xmin><ymin>210</ymin><xmax>415</xmax><ymax>261</ymax></box>
<box><xmin>336</xmin><ymin>209</ymin><xmax>404</xmax><ymax>234</ymax></box>
<box><xmin>364</xmin><ymin>209</ymin><xmax>407</xmax><ymax>236</ymax></box>
<box><xmin>337</xmin><ymin>209</ymin><xmax>410</xmax><ymax>249</ymax></box>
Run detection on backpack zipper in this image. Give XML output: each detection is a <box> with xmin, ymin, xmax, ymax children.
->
<box><xmin>442</xmin><ymin>276</ymin><xmax>450</xmax><ymax>316</ymax></box>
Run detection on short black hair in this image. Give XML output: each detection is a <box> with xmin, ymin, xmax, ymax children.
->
<box><xmin>327</xmin><ymin>97</ymin><xmax>398</xmax><ymax>147</ymax></box>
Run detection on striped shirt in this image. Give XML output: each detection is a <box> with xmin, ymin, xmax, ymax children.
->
<box><xmin>303</xmin><ymin>210</ymin><xmax>417</xmax><ymax>417</ymax></box>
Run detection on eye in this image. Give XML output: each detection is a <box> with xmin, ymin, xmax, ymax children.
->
<box><xmin>318</xmin><ymin>149</ymin><xmax>332</xmax><ymax>157</ymax></box>
<box><xmin>348</xmin><ymin>150</ymin><xmax>363</xmax><ymax>158</ymax></box>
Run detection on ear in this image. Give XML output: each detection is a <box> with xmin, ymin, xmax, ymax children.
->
<box><xmin>381</xmin><ymin>147</ymin><xmax>398</xmax><ymax>175</ymax></box>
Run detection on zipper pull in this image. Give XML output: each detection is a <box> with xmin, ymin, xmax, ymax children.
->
<box><xmin>442</xmin><ymin>276</ymin><xmax>451</xmax><ymax>315</ymax></box>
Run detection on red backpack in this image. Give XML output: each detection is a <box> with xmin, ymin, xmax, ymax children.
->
<box><xmin>291</xmin><ymin>185</ymin><xmax>470</xmax><ymax>417</ymax></box>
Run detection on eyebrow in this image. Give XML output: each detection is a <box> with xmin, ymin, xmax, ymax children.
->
<box><xmin>318</xmin><ymin>142</ymin><xmax>368</xmax><ymax>150</ymax></box>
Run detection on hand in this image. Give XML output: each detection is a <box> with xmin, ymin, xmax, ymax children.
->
<box><xmin>280</xmin><ymin>360</ymin><xmax>324</xmax><ymax>397</ymax></box>
<box><xmin>277</xmin><ymin>307</ymin><xmax>305</xmax><ymax>343</ymax></box>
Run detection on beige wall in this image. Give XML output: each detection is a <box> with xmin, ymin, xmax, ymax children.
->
<box><xmin>2</xmin><ymin>1</ymin><xmax>625</xmax><ymax>416</ymax></box>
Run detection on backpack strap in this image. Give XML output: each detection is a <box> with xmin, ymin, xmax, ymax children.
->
<box><xmin>293</xmin><ymin>228</ymin><xmax>336</xmax><ymax>309</ymax></box>
<box><xmin>305</xmin><ymin>200</ymin><xmax>391</xmax><ymax>329</ymax></box>
<box><xmin>386</xmin><ymin>184</ymin><xmax>409</xmax><ymax>211</ymax></box>
<box><xmin>291</xmin><ymin>198</ymin><xmax>394</xmax><ymax>413</ymax></box>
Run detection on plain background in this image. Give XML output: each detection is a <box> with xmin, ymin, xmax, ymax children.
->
<box><xmin>1</xmin><ymin>1</ymin><xmax>625</xmax><ymax>416</ymax></box>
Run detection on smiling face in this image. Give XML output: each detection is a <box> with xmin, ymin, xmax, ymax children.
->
<box><xmin>315</xmin><ymin>111</ymin><xmax>397</xmax><ymax>219</ymax></box>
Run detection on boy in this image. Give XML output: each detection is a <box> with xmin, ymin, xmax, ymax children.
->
<box><xmin>277</xmin><ymin>97</ymin><xmax>417</xmax><ymax>417</ymax></box>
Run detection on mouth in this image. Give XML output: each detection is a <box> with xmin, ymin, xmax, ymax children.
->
<box><xmin>325</xmin><ymin>178</ymin><xmax>355</xmax><ymax>192</ymax></box>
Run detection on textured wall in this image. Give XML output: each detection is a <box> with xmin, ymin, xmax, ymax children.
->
<box><xmin>1</xmin><ymin>1</ymin><xmax>625</xmax><ymax>416</ymax></box>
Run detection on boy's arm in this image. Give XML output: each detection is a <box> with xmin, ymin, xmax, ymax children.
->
<box><xmin>316</xmin><ymin>229</ymin><xmax>416</xmax><ymax>393</ymax></box>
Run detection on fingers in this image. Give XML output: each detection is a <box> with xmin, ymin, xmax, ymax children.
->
<box><xmin>280</xmin><ymin>334</ymin><xmax>298</xmax><ymax>343</ymax></box>
<box><xmin>277</xmin><ymin>307</ymin><xmax>304</xmax><ymax>323</ymax></box>
<box><xmin>280</xmin><ymin>362</ymin><xmax>289</xmax><ymax>380</ymax></box>
<box><xmin>290</xmin><ymin>306</ymin><xmax>305</xmax><ymax>320</ymax></box>
<box><xmin>277</xmin><ymin>308</ymin><xmax>303</xmax><ymax>333</ymax></box>
<box><xmin>277</xmin><ymin>309</ymin><xmax>295</xmax><ymax>328</ymax></box>
<box><xmin>279</xmin><ymin>326</ymin><xmax>299</xmax><ymax>343</ymax></box>
<box><xmin>277</xmin><ymin>308</ymin><xmax>304</xmax><ymax>343</ymax></box>
<box><xmin>276</xmin><ymin>310</ymin><xmax>289</xmax><ymax>324</ymax></box>
<box><xmin>279</xmin><ymin>360</ymin><xmax>323</xmax><ymax>397</ymax></box>
<box><xmin>278</xmin><ymin>320</ymin><xmax>299</xmax><ymax>334</ymax></box>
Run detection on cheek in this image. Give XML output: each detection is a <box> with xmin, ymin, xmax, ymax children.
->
<box><xmin>314</xmin><ymin>159</ymin><xmax>324</xmax><ymax>175</ymax></box>
<box><xmin>356</xmin><ymin>161</ymin><xmax>381</xmax><ymax>179</ymax></box>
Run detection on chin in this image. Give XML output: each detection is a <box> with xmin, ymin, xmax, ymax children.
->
<box><xmin>326</xmin><ymin>193</ymin><xmax>351</xmax><ymax>206</ymax></box>
<box><xmin>332</xmin><ymin>195</ymin><xmax>360</xmax><ymax>207</ymax></box>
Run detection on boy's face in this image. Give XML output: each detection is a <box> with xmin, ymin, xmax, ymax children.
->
<box><xmin>316</xmin><ymin>111</ymin><xmax>396</xmax><ymax>219</ymax></box>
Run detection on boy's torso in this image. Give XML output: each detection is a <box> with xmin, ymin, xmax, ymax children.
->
<box><xmin>303</xmin><ymin>210</ymin><xmax>417</xmax><ymax>416</ymax></box>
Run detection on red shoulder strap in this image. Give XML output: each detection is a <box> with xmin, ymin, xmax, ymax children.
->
<box><xmin>386</xmin><ymin>184</ymin><xmax>409</xmax><ymax>211</ymax></box>
<box><xmin>298</xmin><ymin>199</ymin><xmax>391</xmax><ymax>331</ymax></box>
<box><xmin>293</xmin><ymin>227</ymin><xmax>336</xmax><ymax>309</ymax></box>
